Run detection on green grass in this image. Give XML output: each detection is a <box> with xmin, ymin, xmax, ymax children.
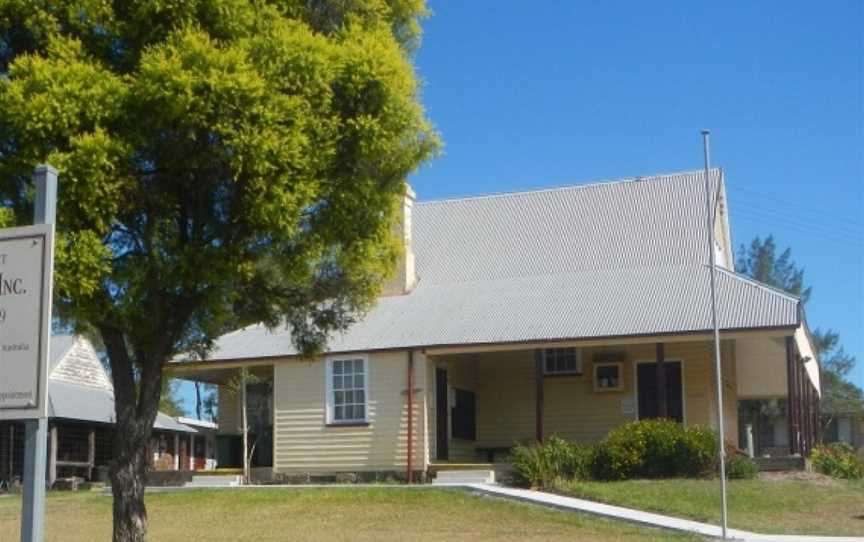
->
<box><xmin>0</xmin><ymin>488</ymin><xmax>698</xmax><ymax>541</ymax></box>
<box><xmin>554</xmin><ymin>477</ymin><xmax>864</xmax><ymax>536</ymax></box>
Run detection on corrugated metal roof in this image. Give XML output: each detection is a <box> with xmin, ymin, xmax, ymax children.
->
<box><xmin>185</xmin><ymin>169</ymin><xmax>800</xmax><ymax>362</ymax></box>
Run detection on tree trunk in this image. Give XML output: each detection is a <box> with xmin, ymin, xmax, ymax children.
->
<box><xmin>109</xmin><ymin>435</ymin><xmax>149</xmax><ymax>542</ymax></box>
<box><xmin>241</xmin><ymin>371</ymin><xmax>249</xmax><ymax>484</ymax></box>
<box><xmin>195</xmin><ymin>382</ymin><xmax>202</xmax><ymax>420</ymax></box>
<box><xmin>101</xmin><ymin>326</ymin><xmax>166</xmax><ymax>542</ymax></box>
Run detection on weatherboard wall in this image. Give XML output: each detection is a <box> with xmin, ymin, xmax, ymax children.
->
<box><xmin>271</xmin><ymin>351</ymin><xmax>426</xmax><ymax>475</ymax></box>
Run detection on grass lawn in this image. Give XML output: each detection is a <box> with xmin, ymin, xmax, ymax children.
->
<box><xmin>554</xmin><ymin>476</ymin><xmax>864</xmax><ymax>536</ymax></box>
<box><xmin>0</xmin><ymin>487</ymin><xmax>697</xmax><ymax>541</ymax></box>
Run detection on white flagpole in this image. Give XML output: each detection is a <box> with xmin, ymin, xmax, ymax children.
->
<box><xmin>702</xmin><ymin>130</ymin><xmax>728</xmax><ymax>539</ymax></box>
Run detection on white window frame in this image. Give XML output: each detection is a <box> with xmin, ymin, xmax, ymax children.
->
<box><xmin>542</xmin><ymin>347</ymin><xmax>583</xmax><ymax>376</ymax></box>
<box><xmin>325</xmin><ymin>355</ymin><xmax>370</xmax><ymax>425</ymax></box>
<box><xmin>593</xmin><ymin>362</ymin><xmax>623</xmax><ymax>392</ymax></box>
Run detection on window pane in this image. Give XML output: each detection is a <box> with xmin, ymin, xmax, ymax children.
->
<box><xmin>354</xmin><ymin>405</ymin><xmax>365</xmax><ymax>420</ymax></box>
<box><xmin>333</xmin><ymin>361</ymin><xmax>343</xmax><ymax>375</ymax></box>
<box><xmin>355</xmin><ymin>390</ymin><xmax>365</xmax><ymax>404</ymax></box>
<box><xmin>354</xmin><ymin>374</ymin><xmax>364</xmax><ymax>388</ymax></box>
<box><xmin>334</xmin><ymin>391</ymin><xmax>344</xmax><ymax>405</ymax></box>
<box><xmin>334</xmin><ymin>406</ymin><xmax>344</xmax><ymax>421</ymax></box>
<box><xmin>334</xmin><ymin>375</ymin><xmax>343</xmax><ymax>390</ymax></box>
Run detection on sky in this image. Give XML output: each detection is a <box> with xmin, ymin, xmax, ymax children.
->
<box><xmin>402</xmin><ymin>0</ymin><xmax>864</xmax><ymax>388</ymax></box>
<box><xmin>177</xmin><ymin>1</ymin><xmax>864</xmax><ymax>415</ymax></box>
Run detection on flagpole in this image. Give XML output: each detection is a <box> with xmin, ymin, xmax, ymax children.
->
<box><xmin>702</xmin><ymin>130</ymin><xmax>728</xmax><ymax>539</ymax></box>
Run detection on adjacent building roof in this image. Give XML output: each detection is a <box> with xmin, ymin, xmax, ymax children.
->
<box><xmin>48</xmin><ymin>335</ymin><xmax>196</xmax><ymax>433</ymax></box>
<box><xmin>184</xmin><ymin>170</ymin><xmax>802</xmax><ymax>362</ymax></box>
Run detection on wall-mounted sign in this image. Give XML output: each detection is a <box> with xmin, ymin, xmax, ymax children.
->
<box><xmin>620</xmin><ymin>396</ymin><xmax>636</xmax><ymax>417</ymax></box>
<box><xmin>0</xmin><ymin>224</ymin><xmax>53</xmax><ymax>419</ymax></box>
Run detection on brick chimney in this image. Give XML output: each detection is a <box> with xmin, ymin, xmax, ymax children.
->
<box><xmin>381</xmin><ymin>185</ymin><xmax>417</xmax><ymax>296</ymax></box>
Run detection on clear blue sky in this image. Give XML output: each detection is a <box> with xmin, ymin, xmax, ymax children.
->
<box><xmin>177</xmin><ymin>1</ymin><xmax>863</xmax><ymax>415</ymax></box>
<box><xmin>407</xmin><ymin>1</ymin><xmax>864</xmax><ymax>386</ymax></box>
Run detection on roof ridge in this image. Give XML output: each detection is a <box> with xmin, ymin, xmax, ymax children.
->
<box><xmin>416</xmin><ymin>168</ymin><xmax>721</xmax><ymax>206</ymax></box>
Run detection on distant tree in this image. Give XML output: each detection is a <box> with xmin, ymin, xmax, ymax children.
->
<box><xmin>736</xmin><ymin>236</ymin><xmax>863</xmax><ymax>434</ymax></box>
<box><xmin>159</xmin><ymin>379</ymin><xmax>185</xmax><ymax>419</ymax></box>
<box><xmin>193</xmin><ymin>382</ymin><xmax>217</xmax><ymax>421</ymax></box>
<box><xmin>736</xmin><ymin>236</ymin><xmax>812</xmax><ymax>303</ymax></box>
<box><xmin>0</xmin><ymin>2</ymin><xmax>438</xmax><ymax>540</ymax></box>
<box><xmin>812</xmin><ymin>329</ymin><xmax>864</xmax><ymax>425</ymax></box>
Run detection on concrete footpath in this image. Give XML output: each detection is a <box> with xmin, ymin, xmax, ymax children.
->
<box><xmin>461</xmin><ymin>483</ymin><xmax>864</xmax><ymax>542</ymax></box>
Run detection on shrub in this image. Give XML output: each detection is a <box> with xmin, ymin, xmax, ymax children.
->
<box><xmin>810</xmin><ymin>443</ymin><xmax>864</xmax><ymax>480</ymax></box>
<box><xmin>725</xmin><ymin>455</ymin><xmax>758</xmax><ymax>479</ymax></box>
<box><xmin>679</xmin><ymin>425</ymin><xmax>719</xmax><ymax>477</ymax></box>
<box><xmin>590</xmin><ymin>419</ymin><xmax>719</xmax><ymax>480</ymax></box>
<box><xmin>510</xmin><ymin>436</ymin><xmax>593</xmax><ymax>488</ymax></box>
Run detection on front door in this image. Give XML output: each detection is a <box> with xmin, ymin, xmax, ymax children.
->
<box><xmin>637</xmin><ymin>361</ymin><xmax>683</xmax><ymax>422</ymax></box>
<box><xmin>435</xmin><ymin>368</ymin><xmax>449</xmax><ymax>460</ymax></box>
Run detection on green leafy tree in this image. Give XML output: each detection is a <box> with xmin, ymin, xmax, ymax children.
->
<box><xmin>736</xmin><ymin>236</ymin><xmax>812</xmax><ymax>303</ymax></box>
<box><xmin>159</xmin><ymin>379</ymin><xmax>186</xmax><ymax>419</ymax></box>
<box><xmin>812</xmin><ymin>329</ymin><xmax>864</xmax><ymax>425</ymax></box>
<box><xmin>736</xmin><ymin>237</ymin><xmax>862</xmax><ymax>436</ymax></box>
<box><xmin>0</xmin><ymin>2</ymin><xmax>438</xmax><ymax>540</ymax></box>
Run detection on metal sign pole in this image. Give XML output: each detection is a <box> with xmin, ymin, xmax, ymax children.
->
<box><xmin>20</xmin><ymin>164</ymin><xmax>57</xmax><ymax>542</ymax></box>
<box><xmin>701</xmin><ymin>131</ymin><xmax>728</xmax><ymax>539</ymax></box>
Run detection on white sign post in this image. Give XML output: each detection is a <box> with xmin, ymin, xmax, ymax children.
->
<box><xmin>0</xmin><ymin>165</ymin><xmax>56</xmax><ymax>542</ymax></box>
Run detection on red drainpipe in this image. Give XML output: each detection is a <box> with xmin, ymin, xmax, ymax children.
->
<box><xmin>406</xmin><ymin>350</ymin><xmax>414</xmax><ymax>484</ymax></box>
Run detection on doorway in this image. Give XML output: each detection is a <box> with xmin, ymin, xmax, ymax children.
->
<box><xmin>435</xmin><ymin>368</ymin><xmax>449</xmax><ymax>460</ymax></box>
<box><xmin>637</xmin><ymin>361</ymin><xmax>684</xmax><ymax>423</ymax></box>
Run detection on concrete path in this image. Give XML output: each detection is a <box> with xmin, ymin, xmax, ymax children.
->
<box><xmin>461</xmin><ymin>483</ymin><xmax>864</xmax><ymax>542</ymax></box>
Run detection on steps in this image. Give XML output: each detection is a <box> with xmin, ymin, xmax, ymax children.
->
<box><xmin>185</xmin><ymin>474</ymin><xmax>242</xmax><ymax>488</ymax></box>
<box><xmin>753</xmin><ymin>456</ymin><xmax>808</xmax><ymax>472</ymax></box>
<box><xmin>432</xmin><ymin>469</ymin><xmax>495</xmax><ymax>485</ymax></box>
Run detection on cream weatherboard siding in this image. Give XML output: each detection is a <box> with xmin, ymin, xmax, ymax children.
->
<box><xmin>272</xmin><ymin>351</ymin><xmax>426</xmax><ymax>474</ymax></box>
<box><xmin>425</xmin><ymin>339</ymin><xmax>740</xmax><ymax>463</ymax></box>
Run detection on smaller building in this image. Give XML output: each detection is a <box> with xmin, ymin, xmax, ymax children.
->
<box><xmin>0</xmin><ymin>335</ymin><xmax>214</xmax><ymax>487</ymax></box>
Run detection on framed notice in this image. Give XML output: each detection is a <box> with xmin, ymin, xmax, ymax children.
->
<box><xmin>0</xmin><ymin>224</ymin><xmax>53</xmax><ymax>420</ymax></box>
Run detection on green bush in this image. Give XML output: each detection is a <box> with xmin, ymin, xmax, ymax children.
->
<box><xmin>510</xmin><ymin>436</ymin><xmax>593</xmax><ymax>488</ymax></box>
<box><xmin>590</xmin><ymin>419</ymin><xmax>719</xmax><ymax>480</ymax></box>
<box><xmin>810</xmin><ymin>443</ymin><xmax>864</xmax><ymax>480</ymax></box>
<box><xmin>726</xmin><ymin>455</ymin><xmax>759</xmax><ymax>479</ymax></box>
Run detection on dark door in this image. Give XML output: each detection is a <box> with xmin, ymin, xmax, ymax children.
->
<box><xmin>637</xmin><ymin>362</ymin><xmax>683</xmax><ymax>422</ymax></box>
<box><xmin>435</xmin><ymin>368</ymin><xmax>449</xmax><ymax>460</ymax></box>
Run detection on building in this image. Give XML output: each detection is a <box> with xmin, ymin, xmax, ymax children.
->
<box><xmin>0</xmin><ymin>335</ymin><xmax>214</xmax><ymax>487</ymax></box>
<box><xmin>170</xmin><ymin>170</ymin><xmax>821</xmax><ymax>482</ymax></box>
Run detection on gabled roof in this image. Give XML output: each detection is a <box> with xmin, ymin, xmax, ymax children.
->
<box><xmin>48</xmin><ymin>335</ymin><xmax>196</xmax><ymax>432</ymax></box>
<box><xmin>187</xmin><ymin>170</ymin><xmax>801</xmax><ymax>362</ymax></box>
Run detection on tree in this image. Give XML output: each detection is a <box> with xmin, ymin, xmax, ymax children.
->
<box><xmin>736</xmin><ymin>236</ymin><xmax>812</xmax><ymax>303</ymax></box>
<box><xmin>736</xmin><ymin>237</ymin><xmax>862</xmax><ymax>435</ymax></box>
<box><xmin>223</xmin><ymin>368</ymin><xmax>271</xmax><ymax>483</ymax></box>
<box><xmin>159</xmin><ymin>379</ymin><xmax>186</xmax><ymax>419</ymax></box>
<box><xmin>812</xmin><ymin>329</ymin><xmax>864</xmax><ymax>428</ymax></box>
<box><xmin>0</xmin><ymin>2</ymin><xmax>438</xmax><ymax>540</ymax></box>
